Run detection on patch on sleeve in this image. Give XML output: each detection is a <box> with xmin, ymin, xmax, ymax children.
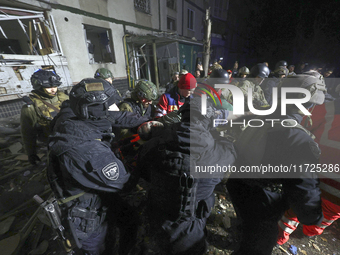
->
<box><xmin>102</xmin><ymin>162</ymin><xmax>119</xmax><ymax>180</ymax></box>
<box><xmin>308</xmin><ymin>141</ymin><xmax>321</xmax><ymax>160</ymax></box>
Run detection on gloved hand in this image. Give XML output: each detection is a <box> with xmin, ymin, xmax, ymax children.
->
<box><xmin>28</xmin><ymin>154</ymin><xmax>41</xmax><ymax>165</ymax></box>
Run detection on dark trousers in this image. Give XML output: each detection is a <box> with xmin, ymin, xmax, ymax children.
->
<box><xmin>226</xmin><ymin>179</ymin><xmax>287</xmax><ymax>255</ymax></box>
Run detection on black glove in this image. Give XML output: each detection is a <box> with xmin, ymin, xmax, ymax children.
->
<box><xmin>28</xmin><ymin>154</ymin><xmax>41</xmax><ymax>165</ymax></box>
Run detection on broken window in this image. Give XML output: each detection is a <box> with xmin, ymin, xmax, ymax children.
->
<box><xmin>0</xmin><ymin>7</ymin><xmax>61</xmax><ymax>55</ymax></box>
<box><xmin>134</xmin><ymin>0</ymin><xmax>151</xmax><ymax>14</ymax></box>
<box><xmin>167</xmin><ymin>17</ymin><xmax>176</xmax><ymax>31</ymax></box>
<box><xmin>83</xmin><ymin>24</ymin><xmax>116</xmax><ymax>64</ymax></box>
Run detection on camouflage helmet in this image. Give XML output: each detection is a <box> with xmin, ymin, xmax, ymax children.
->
<box><xmin>238</xmin><ymin>66</ymin><xmax>250</xmax><ymax>75</ymax></box>
<box><xmin>31</xmin><ymin>69</ymin><xmax>62</xmax><ymax>90</ymax></box>
<box><xmin>134</xmin><ymin>80</ymin><xmax>158</xmax><ymax>101</ymax></box>
<box><xmin>69</xmin><ymin>78</ymin><xmax>116</xmax><ymax>119</ymax></box>
<box><xmin>280</xmin><ymin>71</ymin><xmax>326</xmax><ymax>105</ymax></box>
<box><xmin>94</xmin><ymin>68</ymin><xmax>114</xmax><ymax>80</ymax></box>
<box><xmin>274</xmin><ymin>66</ymin><xmax>289</xmax><ymax>77</ymax></box>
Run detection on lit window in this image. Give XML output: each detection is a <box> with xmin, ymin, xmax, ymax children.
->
<box><xmin>134</xmin><ymin>0</ymin><xmax>151</xmax><ymax>14</ymax></box>
<box><xmin>167</xmin><ymin>17</ymin><xmax>176</xmax><ymax>31</ymax></box>
<box><xmin>83</xmin><ymin>24</ymin><xmax>116</xmax><ymax>64</ymax></box>
<box><xmin>187</xmin><ymin>9</ymin><xmax>195</xmax><ymax>30</ymax></box>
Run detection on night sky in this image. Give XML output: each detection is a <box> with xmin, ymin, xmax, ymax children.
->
<box><xmin>241</xmin><ymin>0</ymin><xmax>340</xmax><ymax>73</ymax></box>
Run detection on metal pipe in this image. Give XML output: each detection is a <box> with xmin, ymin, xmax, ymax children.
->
<box><xmin>152</xmin><ymin>40</ymin><xmax>159</xmax><ymax>92</ymax></box>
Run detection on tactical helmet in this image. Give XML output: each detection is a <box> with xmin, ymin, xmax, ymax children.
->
<box><xmin>250</xmin><ymin>63</ymin><xmax>270</xmax><ymax>78</ymax></box>
<box><xmin>134</xmin><ymin>80</ymin><xmax>158</xmax><ymax>101</ymax></box>
<box><xmin>275</xmin><ymin>60</ymin><xmax>288</xmax><ymax>69</ymax></box>
<box><xmin>280</xmin><ymin>71</ymin><xmax>326</xmax><ymax>105</ymax></box>
<box><xmin>238</xmin><ymin>66</ymin><xmax>250</xmax><ymax>75</ymax></box>
<box><xmin>209</xmin><ymin>69</ymin><xmax>230</xmax><ymax>84</ymax></box>
<box><xmin>70</xmin><ymin>78</ymin><xmax>116</xmax><ymax>119</ymax></box>
<box><xmin>31</xmin><ymin>69</ymin><xmax>62</xmax><ymax>90</ymax></box>
<box><xmin>94</xmin><ymin>68</ymin><xmax>114</xmax><ymax>80</ymax></box>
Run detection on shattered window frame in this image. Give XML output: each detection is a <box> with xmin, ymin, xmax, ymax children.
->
<box><xmin>134</xmin><ymin>0</ymin><xmax>151</xmax><ymax>14</ymax></box>
<box><xmin>83</xmin><ymin>24</ymin><xmax>116</xmax><ymax>64</ymax></box>
<box><xmin>0</xmin><ymin>7</ymin><xmax>62</xmax><ymax>56</ymax></box>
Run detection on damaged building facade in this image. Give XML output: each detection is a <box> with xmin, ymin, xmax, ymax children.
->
<box><xmin>0</xmin><ymin>0</ymin><xmax>230</xmax><ymax>118</ymax></box>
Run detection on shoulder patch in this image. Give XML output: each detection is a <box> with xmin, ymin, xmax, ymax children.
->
<box><xmin>308</xmin><ymin>141</ymin><xmax>321</xmax><ymax>160</ymax></box>
<box><xmin>102</xmin><ymin>162</ymin><xmax>119</xmax><ymax>180</ymax></box>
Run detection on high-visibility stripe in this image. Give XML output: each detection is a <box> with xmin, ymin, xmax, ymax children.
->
<box><xmin>319</xmin><ymin>224</ymin><xmax>329</xmax><ymax>229</ymax></box>
<box><xmin>319</xmin><ymin>182</ymin><xmax>340</xmax><ymax>199</ymax></box>
<box><xmin>281</xmin><ymin>216</ymin><xmax>299</xmax><ymax>227</ymax></box>
<box><xmin>322</xmin><ymin>218</ymin><xmax>335</xmax><ymax>224</ymax></box>
<box><xmin>278</xmin><ymin>220</ymin><xmax>295</xmax><ymax>234</ymax></box>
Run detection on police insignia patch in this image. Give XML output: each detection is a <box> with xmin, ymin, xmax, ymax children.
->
<box><xmin>309</xmin><ymin>141</ymin><xmax>321</xmax><ymax>160</ymax></box>
<box><xmin>102</xmin><ymin>162</ymin><xmax>119</xmax><ymax>180</ymax></box>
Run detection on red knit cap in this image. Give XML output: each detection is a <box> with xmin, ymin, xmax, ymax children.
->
<box><xmin>178</xmin><ymin>73</ymin><xmax>197</xmax><ymax>90</ymax></box>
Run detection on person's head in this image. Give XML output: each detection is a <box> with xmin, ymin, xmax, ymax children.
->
<box><xmin>194</xmin><ymin>69</ymin><xmax>201</xmax><ymax>78</ymax></box>
<box><xmin>30</xmin><ymin>69</ymin><xmax>62</xmax><ymax>97</ymax></box>
<box><xmin>238</xmin><ymin>66</ymin><xmax>250</xmax><ymax>78</ymax></box>
<box><xmin>209</xmin><ymin>68</ymin><xmax>230</xmax><ymax>84</ymax></box>
<box><xmin>275</xmin><ymin>60</ymin><xmax>288</xmax><ymax>69</ymax></box>
<box><xmin>288</xmin><ymin>65</ymin><xmax>295</xmax><ymax>72</ymax></box>
<box><xmin>132</xmin><ymin>80</ymin><xmax>158</xmax><ymax>108</ymax></box>
<box><xmin>227</xmin><ymin>70</ymin><xmax>232</xmax><ymax>78</ymax></box>
<box><xmin>273</xmin><ymin>66</ymin><xmax>288</xmax><ymax>79</ymax></box>
<box><xmin>281</xmin><ymin>71</ymin><xmax>326</xmax><ymax>108</ymax></box>
<box><xmin>94</xmin><ymin>68</ymin><xmax>114</xmax><ymax>84</ymax></box>
<box><xmin>179</xmin><ymin>69</ymin><xmax>188</xmax><ymax>79</ymax></box>
<box><xmin>178</xmin><ymin>73</ymin><xmax>197</xmax><ymax>98</ymax></box>
<box><xmin>323</xmin><ymin>69</ymin><xmax>333</xmax><ymax>78</ymax></box>
<box><xmin>69</xmin><ymin>78</ymin><xmax>116</xmax><ymax>119</ymax></box>
<box><xmin>172</xmin><ymin>72</ymin><xmax>179</xmax><ymax>81</ymax></box>
<box><xmin>250</xmin><ymin>63</ymin><xmax>270</xmax><ymax>85</ymax></box>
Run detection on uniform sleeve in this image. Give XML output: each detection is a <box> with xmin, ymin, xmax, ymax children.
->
<box><xmin>155</xmin><ymin>94</ymin><xmax>169</xmax><ymax>118</ymax></box>
<box><xmin>20</xmin><ymin>105</ymin><xmax>38</xmax><ymax>156</ymax></box>
<box><xmin>60</xmin><ymin>141</ymin><xmax>131</xmax><ymax>193</ymax></box>
<box><xmin>108</xmin><ymin>110</ymin><xmax>148</xmax><ymax>128</ymax></box>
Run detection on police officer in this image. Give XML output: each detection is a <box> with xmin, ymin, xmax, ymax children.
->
<box><xmin>48</xmin><ymin>78</ymin><xmax>148</xmax><ymax>255</ymax></box>
<box><xmin>20</xmin><ymin>69</ymin><xmax>69</xmax><ymax>165</ymax></box>
<box><xmin>118</xmin><ymin>79</ymin><xmax>157</xmax><ymax>137</ymax></box>
<box><xmin>138</xmin><ymin>96</ymin><xmax>236</xmax><ymax>255</ymax></box>
<box><xmin>94</xmin><ymin>67</ymin><xmax>123</xmax><ymax>104</ymax></box>
<box><xmin>226</xmin><ymin>73</ymin><xmax>325</xmax><ymax>254</ymax></box>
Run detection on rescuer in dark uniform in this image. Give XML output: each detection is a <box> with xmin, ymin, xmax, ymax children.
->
<box><xmin>137</xmin><ymin>96</ymin><xmax>237</xmax><ymax>255</ymax></box>
<box><xmin>48</xmin><ymin>78</ymin><xmax>149</xmax><ymax>255</ymax></box>
<box><xmin>226</xmin><ymin>73</ymin><xmax>326</xmax><ymax>255</ymax></box>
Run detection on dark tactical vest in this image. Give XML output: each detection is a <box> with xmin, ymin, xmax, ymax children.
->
<box><xmin>139</xmin><ymin>135</ymin><xmax>198</xmax><ymax>222</ymax></box>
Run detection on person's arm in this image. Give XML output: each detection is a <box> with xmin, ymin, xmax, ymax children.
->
<box><xmin>108</xmin><ymin>110</ymin><xmax>148</xmax><ymax>129</ymax></box>
<box><xmin>20</xmin><ymin>105</ymin><xmax>38</xmax><ymax>156</ymax></box>
<box><xmin>155</xmin><ymin>94</ymin><xmax>169</xmax><ymax>118</ymax></box>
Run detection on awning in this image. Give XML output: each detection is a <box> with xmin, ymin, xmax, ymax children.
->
<box><xmin>125</xmin><ymin>32</ymin><xmax>203</xmax><ymax>46</ymax></box>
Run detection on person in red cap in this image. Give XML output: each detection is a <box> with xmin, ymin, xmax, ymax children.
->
<box><xmin>155</xmin><ymin>73</ymin><xmax>197</xmax><ymax>118</ymax></box>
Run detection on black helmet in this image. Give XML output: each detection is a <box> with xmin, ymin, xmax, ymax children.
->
<box><xmin>250</xmin><ymin>63</ymin><xmax>270</xmax><ymax>78</ymax></box>
<box><xmin>70</xmin><ymin>78</ymin><xmax>116</xmax><ymax>119</ymax></box>
<box><xmin>31</xmin><ymin>69</ymin><xmax>62</xmax><ymax>90</ymax></box>
<box><xmin>209</xmin><ymin>68</ymin><xmax>230</xmax><ymax>84</ymax></box>
<box><xmin>94</xmin><ymin>68</ymin><xmax>114</xmax><ymax>80</ymax></box>
<box><xmin>275</xmin><ymin>60</ymin><xmax>288</xmax><ymax>69</ymax></box>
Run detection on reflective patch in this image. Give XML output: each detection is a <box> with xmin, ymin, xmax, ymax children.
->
<box><xmin>309</xmin><ymin>141</ymin><xmax>321</xmax><ymax>159</ymax></box>
<box><xmin>102</xmin><ymin>162</ymin><xmax>119</xmax><ymax>180</ymax></box>
<box><xmin>85</xmin><ymin>82</ymin><xmax>104</xmax><ymax>92</ymax></box>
